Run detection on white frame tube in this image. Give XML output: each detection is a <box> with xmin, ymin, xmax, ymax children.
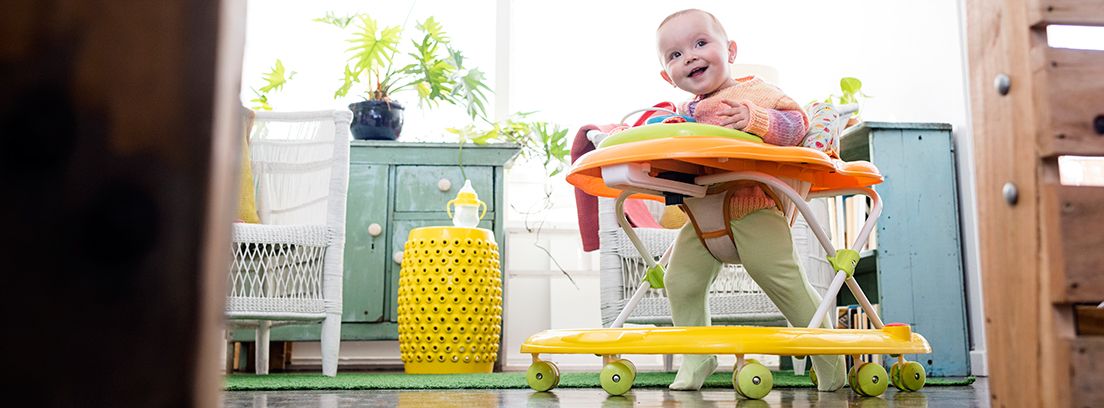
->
<box><xmin>604</xmin><ymin>171</ymin><xmax>888</xmax><ymax>330</ymax></box>
<box><xmin>610</xmin><ymin>191</ymin><xmax>661</xmax><ymax>329</ymax></box>
<box><xmin>697</xmin><ymin>172</ymin><xmax>885</xmax><ymax>329</ymax></box>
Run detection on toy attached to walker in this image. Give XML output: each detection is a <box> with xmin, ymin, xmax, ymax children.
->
<box><xmin>520</xmin><ymin>107</ymin><xmax>931</xmax><ymax>398</ymax></box>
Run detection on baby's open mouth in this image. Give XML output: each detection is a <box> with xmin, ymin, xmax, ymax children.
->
<box><xmin>688</xmin><ymin>66</ymin><xmax>707</xmax><ymax>78</ymax></box>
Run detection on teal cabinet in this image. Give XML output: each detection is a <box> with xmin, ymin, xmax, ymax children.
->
<box><xmin>232</xmin><ymin>141</ymin><xmax>518</xmax><ymax>343</ymax></box>
<box><xmin>343</xmin><ymin>164</ymin><xmax>390</xmax><ymax>323</ymax></box>
<box><xmin>839</xmin><ymin>122</ymin><xmax>970</xmax><ymax>377</ymax></box>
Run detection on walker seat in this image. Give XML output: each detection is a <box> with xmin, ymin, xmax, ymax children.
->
<box><xmin>521</xmin><ymin>120</ymin><xmax>931</xmax><ymax>399</ymax></box>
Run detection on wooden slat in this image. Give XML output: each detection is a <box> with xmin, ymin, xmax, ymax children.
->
<box><xmin>1042</xmin><ymin>183</ymin><xmax>1104</xmax><ymax>303</ymax></box>
<box><xmin>1028</xmin><ymin>0</ymin><xmax>1104</xmax><ymax>27</ymax></box>
<box><xmin>1070</xmin><ymin>337</ymin><xmax>1104</xmax><ymax>406</ymax></box>
<box><xmin>1032</xmin><ymin>47</ymin><xmax>1104</xmax><ymax>156</ymax></box>
<box><xmin>967</xmin><ymin>0</ymin><xmax>1066</xmax><ymax>406</ymax></box>
<box><xmin>1076</xmin><ymin>306</ymin><xmax>1104</xmax><ymax>335</ymax></box>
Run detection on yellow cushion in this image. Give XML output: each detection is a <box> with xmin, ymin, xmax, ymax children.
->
<box><xmin>238</xmin><ymin>108</ymin><xmax>260</xmax><ymax>223</ymax></box>
<box><xmin>659</xmin><ymin>205</ymin><xmax>688</xmax><ymax>229</ymax></box>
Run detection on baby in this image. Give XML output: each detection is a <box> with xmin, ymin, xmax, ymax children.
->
<box><xmin>655</xmin><ymin>9</ymin><xmax>847</xmax><ymax>392</ymax></box>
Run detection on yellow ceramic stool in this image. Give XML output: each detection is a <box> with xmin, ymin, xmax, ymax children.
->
<box><xmin>398</xmin><ymin>226</ymin><xmax>502</xmax><ymax>374</ymax></box>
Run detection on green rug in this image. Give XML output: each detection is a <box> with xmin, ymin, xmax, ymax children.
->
<box><xmin>225</xmin><ymin>371</ymin><xmax>974</xmax><ymax>391</ymax></box>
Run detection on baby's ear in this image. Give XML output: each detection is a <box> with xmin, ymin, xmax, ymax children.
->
<box><xmin>659</xmin><ymin>70</ymin><xmax>673</xmax><ymax>85</ymax></box>
<box><xmin>727</xmin><ymin>40</ymin><xmax>738</xmax><ymax>63</ymax></box>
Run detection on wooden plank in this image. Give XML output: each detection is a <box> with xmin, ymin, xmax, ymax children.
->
<box><xmin>1070</xmin><ymin>337</ymin><xmax>1104</xmax><ymax>406</ymax></box>
<box><xmin>1027</xmin><ymin>0</ymin><xmax>1104</xmax><ymax>26</ymax></box>
<box><xmin>1076</xmin><ymin>306</ymin><xmax>1104</xmax><ymax>335</ymax></box>
<box><xmin>1</xmin><ymin>0</ymin><xmax>242</xmax><ymax>405</ymax></box>
<box><xmin>1042</xmin><ymin>182</ymin><xmax>1104</xmax><ymax>303</ymax></box>
<box><xmin>269</xmin><ymin>342</ymin><xmax>293</xmax><ymax>371</ymax></box>
<box><xmin>966</xmin><ymin>0</ymin><xmax>1054</xmax><ymax>406</ymax></box>
<box><xmin>1032</xmin><ymin>47</ymin><xmax>1104</xmax><ymax>156</ymax></box>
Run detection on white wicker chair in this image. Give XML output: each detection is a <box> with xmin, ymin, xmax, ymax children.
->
<box><xmin>226</xmin><ymin>110</ymin><xmax>351</xmax><ymax>376</ymax></box>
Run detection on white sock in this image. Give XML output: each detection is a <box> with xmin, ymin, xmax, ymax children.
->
<box><xmin>668</xmin><ymin>355</ymin><xmax>718</xmax><ymax>391</ymax></box>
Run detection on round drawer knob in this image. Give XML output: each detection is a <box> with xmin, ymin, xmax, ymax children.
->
<box><xmin>393</xmin><ymin>251</ymin><xmax>404</xmax><ymax>264</ymax></box>
<box><xmin>368</xmin><ymin>223</ymin><xmax>382</xmax><ymax>237</ymax></box>
<box><xmin>437</xmin><ymin>178</ymin><xmax>452</xmax><ymax>192</ymax></box>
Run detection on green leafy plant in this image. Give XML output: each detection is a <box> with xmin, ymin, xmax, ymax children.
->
<box><xmin>249</xmin><ymin>59</ymin><xmax>296</xmax><ymax>111</ymax></box>
<box><xmin>824</xmin><ymin>77</ymin><xmax>871</xmax><ymax>119</ymax></box>
<box><xmin>316</xmin><ymin>12</ymin><xmax>490</xmax><ymax>121</ymax></box>
<box><xmin>449</xmin><ymin>113</ymin><xmax>576</xmax><ymax>289</ymax></box>
<box><xmin>447</xmin><ymin>113</ymin><xmax>571</xmax><ymax>176</ymax></box>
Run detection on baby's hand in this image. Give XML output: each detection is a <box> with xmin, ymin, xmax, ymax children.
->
<box><xmin>717</xmin><ymin>99</ymin><xmax>750</xmax><ymax>130</ymax></box>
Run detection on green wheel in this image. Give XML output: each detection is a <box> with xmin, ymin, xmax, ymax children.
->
<box><xmin>897</xmin><ymin>361</ymin><xmax>927</xmax><ymax>392</ymax></box>
<box><xmin>600</xmin><ymin>360</ymin><xmax>635</xmax><ymax>396</ymax></box>
<box><xmin>809</xmin><ymin>366</ymin><xmax>818</xmax><ymax>388</ymax></box>
<box><xmin>733</xmin><ymin>361</ymin><xmax>773</xmax><ymax>400</ymax></box>
<box><xmin>551</xmin><ymin>362</ymin><xmax>562</xmax><ymax>389</ymax></box>
<box><xmin>853</xmin><ymin>362</ymin><xmax>889</xmax><ymax>397</ymax></box>
<box><xmin>890</xmin><ymin>362</ymin><xmax>903</xmax><ymax>391</ymax></box>
<box><xmin>526</xmin><ymin>361</ymin><xmax>560</xmax><ymax>392</ymax></box>
<box><xmin>740</xmin><ymin>357</ymin><xmax>763</xmax><ymax>396</ymax></box>
<box><xmin>848</xmin><ymin>364</ymin><xmax>859</xmax><ymax>389</ymax></box>
<box><xmin>620</xmin><ymin>358</ymin><xmax>637</xmax><ymax>376</ymax></box>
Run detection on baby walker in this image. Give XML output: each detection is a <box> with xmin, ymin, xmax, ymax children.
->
<box><xmin>520</xmin><ymin>108</ymin><xmax>931</xmax><ymax>399</ymax></box>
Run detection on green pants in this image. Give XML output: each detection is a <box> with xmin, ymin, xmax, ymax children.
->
<box><xmin>664</xmin><ymin>208</ymin><xmax>846</xmax><ymax>391</ymax></box>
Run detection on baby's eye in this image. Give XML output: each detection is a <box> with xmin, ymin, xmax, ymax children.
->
<box><xmin>669</xmin><ymin>51</ymin><xmax>681</xmax><ymax>60</ymax></box>
<box><xmin>696</xmin><ymin>39</ymin><xmax>707</xmax><ymax>47</ymax></box>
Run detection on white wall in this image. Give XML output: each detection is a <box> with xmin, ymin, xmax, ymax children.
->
<box><xmin>244</xmin><ymin>0</ymin><xmax>989</xmax><ymax>374</ymax></box>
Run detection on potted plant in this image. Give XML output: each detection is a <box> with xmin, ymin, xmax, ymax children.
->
<box><xmin>824</xmin><ymin>77</ymin><xmax>870</xmax><ymax>128</ymax></box>
<box><xmin>316</xmin><ymin>13</ymin><xmax>491</xmax><ymax>140</ymax></box>
<box><xmin>248</xmin><ymin>59</ymin><xmax>295</xmax><ymax>111</ymax></box>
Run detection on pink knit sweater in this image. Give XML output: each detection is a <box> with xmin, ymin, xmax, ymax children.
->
<box><xmin>678</xmin><ymin>76</ymin><xmax>810</xmax><ymax>219</ymax></box>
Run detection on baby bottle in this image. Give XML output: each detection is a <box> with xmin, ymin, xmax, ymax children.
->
<box><xmin>447</xmin><ymin>180</ymin><xmax>487</xmax><ymax>228</ymax></box>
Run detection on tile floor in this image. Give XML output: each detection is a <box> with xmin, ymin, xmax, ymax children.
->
<box><xmin>222</xmin><ymin>377</ymin><xmax>988</xmax><ymax>407</ymax></box>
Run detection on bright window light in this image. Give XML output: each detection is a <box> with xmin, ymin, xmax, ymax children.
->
<box><xmin>1058</xmin><ymin>156</ymin><xmax>1104</xmax><ymax>186</ymax></box>
<box><xmin>1046</xmin><ymin>25</ymin><xmax>1104</xmax><ymax>50</ymax></box>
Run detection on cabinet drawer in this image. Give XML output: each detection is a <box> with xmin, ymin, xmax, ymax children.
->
<box><xmin>394</xmin><ymin>166</ymin><xmax>494</xmax><ymax>213</ymax></box>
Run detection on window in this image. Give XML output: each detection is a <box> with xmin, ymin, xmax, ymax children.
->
<box><xmin>241</xmin><ymin>0</ymin><xmax>497</xmax><ymax>141</ymax></box>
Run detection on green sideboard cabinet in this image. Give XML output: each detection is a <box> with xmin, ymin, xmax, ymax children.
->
<box><xmin>234</xmin><ymin>141</ymin><xmax>518</xmax><ymax>342</ymax></box>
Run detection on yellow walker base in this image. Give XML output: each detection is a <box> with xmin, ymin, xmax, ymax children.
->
<box><xmin>520</xmin><ymin>324</ymin><xmax>931</xmax><ymax>398</ymax></box>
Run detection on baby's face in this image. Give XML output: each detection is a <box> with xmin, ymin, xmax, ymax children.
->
<box><xmin>656</xmin><ymin>12</ymin><xmax>735</xmax><ymax>96</ymax></box>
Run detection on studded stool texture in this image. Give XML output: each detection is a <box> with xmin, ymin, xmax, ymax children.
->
<box><xmin>398</xmin><ymin>227</ymin><xmax>503</xmax><ymax>374</ymax></box>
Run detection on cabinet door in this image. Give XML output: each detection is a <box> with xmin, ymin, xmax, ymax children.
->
<box><xmin>343</xmin><ymin>164</ymin><xmax>390</xmax><ymax>323</ymax></box>
<box><xmin>393</xmin><ymin>166</ymin><xmax>494</xmax><ymax>212</ymax></box>
<box><xmin>388</xmin><ymin>217</ymin><xmax>493</xmax><ymax>322</ymax></box>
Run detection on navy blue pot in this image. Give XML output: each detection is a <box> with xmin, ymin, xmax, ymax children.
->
<box><xmin>349</xmin><ymin>100</ymin><xmax>404</xmax><ymax>140</ymax></box>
